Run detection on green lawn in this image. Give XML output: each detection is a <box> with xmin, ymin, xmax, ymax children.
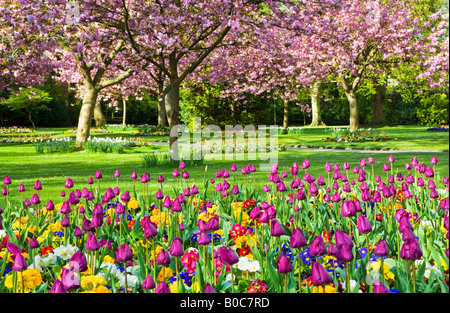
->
<box><xmin>0</xmin><ymin>133</ymin><xmax>448</xmax><ymax>205</ymax></box>
<box><xmin>278</xmin><ymin>126</ymin><xmax>449</xmax><ymax>152</ymax></box>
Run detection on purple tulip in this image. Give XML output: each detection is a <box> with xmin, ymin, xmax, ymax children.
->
<box><xmin>162</xmin><ymin>196</ymin><xmax>172</xmax><ymax>208</ymax></box>
<box><xmin>169</xmin><ymin>237</ymin><xmax>184</xmax><ymax>257</ymax></box>
<box><xmin>327</xmin><ymin>244</ymin><xmax>338</xmax><ymax>257</ymax></box>
<box><xmin>400</xmin><ymin>238</ymin><xmax>423</xmax><ymax>260</ymax></box>
<box><xmin>3</xmin><ymin>176</ymin><xmax>11</xmax><ymax>185</ymax></box>
<box><xmin>121</xmin><ymin>191</ymin><xmax>131</xmax><ymax>203</ymax></box>
<box><xmin>95</xmin><ymin>170</ymin><xmax>102</xmax><ymax>179</ymax></box>
<box><xmin>31</xmin><ymin>194</ymin><xmax>40</xmax><ymax>205</ymax></box>
<box><xmin>115</xmin><ymin>244</ymin><xmax>133</xmax><ymax>263</ymax></box>
<box><xmin>277</xmin><ymin>254</ymin><xmax>293</xmax><ymax>273</ymax></box>
<box><xmin>232</xmin><ymin>185</ymin><xmax>240</xmax><ymax>195</ymax></box>
<box><xmin>7</xmin><ymin>242</ymin><xmax>22</xmax><ymax>255</ymax></box>
<box><xmin>155</xmin><ymin>281</ymin><xmax>171</xmax><ymax>293</ymax></box>
<box><xmin>61</xmin><ymin>267</ymin><xmax>80</xmax><ymax>290</ymax></box>
<box><xmin>317</xmin><ymin>176</ymin><xmax>326</xmax><ymax>186</ymax></box>
<box><xmin>142</xmin><ymin>275</ymin><xmax>156</xmax><ymax>290</ymax></box>
<box><xmin>335</xmin><ymin>230</ymin><xmax>354</xmax><ymax>249</ymax></box>
<box><xmin>302</xmin><ymin>159</ymin><xmax>310</xmax><ymax>170</ymax></box>
<box><xmin>290</xmin><ymin>228</ymin><xmax>307</xmax><ymax>249</ymax></box>
<box><xmin>204</xmin><ymin>283</ymin><xmax>217</xmax><ymax>293</ymax></box>
<box><xmin>270</xmin><ymin>220</ymin><xmax>286</xmax><ymax>237</ymax></box>
<box><xmin>373</xmin><ymin>281</ymin><xmax>390</xmax><ymax>293</ymax></box>
<box><xmin>336</xmin><ymin>244</ymin><xmax>354</xmax><ymax>263</ymax></box>
<box><xmin>405</xmin><ymin>163</ymin><xmax>412</xmax><ymax>171</ymax></box>
<box><xmin>383</xmin><ymin>164</ymin><xmax>390</xmax><ymax>172</ymax></box>
<box><xmin>425</xmin><ymin>167</ymin><xmax>434</xmax><ymax>178</ymax></box>
<box><xmin>50</xmin><ymin>279</ymin><xmax>67</xmax><ymax>293</ymax></box>
<box><xmin>332</xmin><ymin>192</ymin><xmax>341</xmax><ymax>203</ymax></box>
<box><xmin>156</xmin><ymin>249</ymin><xmax>171</xmax><ymax>266</ymax></box>
<box><xmin>430</xmin><ymin>189</ymin><xmax>439</xmax><ymax>199</ymax></box>
<box><xmin>440</xmin><ymin>198</ymin><xmax>449</xmax><ymax>211</ymax></box>
<box><xmin>143</xmin><ymin>218</ymin><xmax>158</xmax><ymax>239</ymax></box>
<box><xmin>341</xmin><ymin>200</ymin><xmax>357</xmax><ymax>217</ymax></box>
<box><xmin>309</xmin><ymin>236</ymin><xmax>326</xmax><ymax>257</ymax></box>
<box><xmin>197</xmin><ymin>231</ymin><xmax>210</xmax><ymax>245</ymax></box>
<box><xmin>259</xmin><ymin>211</ymin><xmax>270</xmax><ymax>224</ymax></box>
<box><xmin>373</xmin><ymin>240</ymin><xmax>389</xmax><ymax>257</ymax></box>
<box><xmin>311</xmin><ymin>262</ymin><xmax>333</xmax><ymax>286</ymax></box>
<box><xmin>87</xmin><ymin>177</ymin><xmax>94</xmax><ymax>185</ymax></box>
<box><xmin>404</xmin><ymin>173</ymin><xmax>415</xmax><ymax>184</ymax></box>
<box><xmin>12</xmin><ymin>253</ymin><xmax>28</xmax><ymax>272</ymax></box>
<box><xmin>309</xmin><ymin>183</ymin><xmax>318</xmax><ymax>197</ymax></box>
<box><xmin>60</xmin><ymin>202</ymin><xmax>71</xmax><ymax>215</ymax></box>
<box><xmin>357</xmin><ymin>214</ymin><xmax>372</xmax><ymax>234</ymax></box>
<box><xmin>65</xmin><ymin>177</ymin><xmax>74</xmax><ymax>189</ymax></box>
<box><xmin>343</xmin><ymin>162</ymin><xmax>350</xmax><ymax>170</ymax></box>
<box><xmin>85</xmin><ymin>232</ymin><xmax>100</xmax><ymax>251</ymax></box>
<box><xmin>230</xmin><ymin>164</ymin><xmax>237</xmax><ymax>172</ymax></box>
<box><xmin>218</xmin><ymin>247</ymin><xmax>239</xmax><ymax>266</ymax></box>
<box><xmin>61</xmin><ymin>216</ymin><xmax>70</xmax><ymax>228</ymax></box>
<box><xmin>206</xmin><ymin>216</ymin><xmax>220</xmax><ymax>232</ymax></box>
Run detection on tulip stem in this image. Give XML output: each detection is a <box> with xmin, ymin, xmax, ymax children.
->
<box><xmin>153</xmin><ymin>239</ymin><xmax>157</xmax><ymax>284</ymax></box>
<box><xmin>211</xmin><ymin>236</ymin><xmax>215</xmax><ymax>284</ymax></box>
<box><xmin>285</xmin><ymin>273</ymin><xmax>288</xmax><ymax>294</ymax></box>
<box><xmin>298</xmin><ymin>249</ymin><xmax>302</xmax><ymax>293</ymax></box>
<box><xmin>230</xmin><ymin>267</ymin><xmax>234</xmax><ymax>293</ymax></box>
<box><xmin>345</xmin><ymin>262</ymin><xmax>350</xmax><ymax>294</ymax></box>
<box><xmin>124</xmin><ymin>263</ymin><xmax>128</xmax><ymax>293</ymax></box>
<box><xmin>21</xmin><ymin>271</ymin><xmax>24</xmax><ymax>293</ymax></box>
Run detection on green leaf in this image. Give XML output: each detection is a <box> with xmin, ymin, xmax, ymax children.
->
<box><xmin>267</xmin><ymin>261</ymin><xmax>281</xmax><ymax>293</ymax></box>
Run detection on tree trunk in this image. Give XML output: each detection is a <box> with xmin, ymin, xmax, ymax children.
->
<box><xmin>310</xmin><ymin>82</ymin><xmax>325</xmax><ymax>127</ymax></box>
<box><xmin>76</xmin><ymin>85</ymin><xmax>98</xmax><ymax>149</ymax></box>
<box><xmin>122</xmin><ymin>98</ymin><xmax>127</xmax><ymax>129</ymax></box>
<box><xmin>167</xmin><ymin>81</ymin><xmax>181</xmax><ymax>160</ymax></box>
<box><xmin>93</xmin><ymin>101</ymin><xmax>107</xmax><ymax>127</ymax></box>
<box><xmin>371</xmin><ymin>83</ymin><xmax>386</xmax><ymax>125</ymax></box>
<box><xmin>345</xmin><ymin>89</ymin><xmax>359</xmax><ymax>132</ymax></box>
<box><xmin>283</xmin><ymin>99</ymin><xmax>289</xmax><ymax>134</ymax></box>
<box><xmin>158</xmin><ymin>82</ymin><xmax>167</xmax><ymax>128</ymax></box>
<box><xmin>164</xmin><ymin>83</ymin><xmax>173</xmax><ymax>127</ymax></box>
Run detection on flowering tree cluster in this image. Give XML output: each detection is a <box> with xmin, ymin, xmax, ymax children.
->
<box><xmin>0</xmin><ymin>0</ymin><xmax>448</xmax><ymax>148</ymax></box>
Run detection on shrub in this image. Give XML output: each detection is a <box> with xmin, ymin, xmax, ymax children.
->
<box><xmin>416</xmin><ymin>93</ymin><xmax>449</xmax><ymax>126</ymax></box>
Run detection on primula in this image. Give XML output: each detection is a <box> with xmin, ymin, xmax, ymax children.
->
<box><xmin>5</xmin><ymin>269</ymin><xmax>42</xmax><ymax>293</ymax></box>
<box><xmin>312</xmin><ymin>284</ymin><xmax>337</xmax><ymax>293</ymax></box>
<box><xmin>81</xmin><ymin>275</ymin><xmax>108</xmax><ymax>290</ymax></box>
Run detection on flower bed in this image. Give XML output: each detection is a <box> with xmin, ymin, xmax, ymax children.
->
<box><xmin>0</xmin><ymin>127</ymin><xmax>34</xmax><ymax>134</ymax></box>
<box><xmin>323</xmin><ymin>128</ymin><xmax>398</xmax><ymax>143</ymax></box>
<box><xmin>0</xmin><ymin>156</ymin><xmax>448</xmax><ymax>294</ymax></box>
<box><xmin>427</xmin><ymin>124</ymin><xmax>449</xmax><ymax>132</ymax></box>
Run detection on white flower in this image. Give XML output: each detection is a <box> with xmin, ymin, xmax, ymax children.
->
<box><xmin>44</xmin><ymin>253</ymin><xmax>58</xmax><ymax>265</ymax></box>
<box><xmin>342</xmin><ymin>280</ymin><xmax>361</xmax><ymax>293</ymax></box>
<box><xmin>248</xmin><ymin>260</ymin><xmax>261</xmax><ymax>273</ymax></box>
<box><xmin>53</xmin><ymin>244</ymin><xmax>79</xmax><ymax>260</ymax></box>
<box><xmin>0</xmin><ymin>230</ymin><xmax>7</xmax><ymax>239</ymax></box>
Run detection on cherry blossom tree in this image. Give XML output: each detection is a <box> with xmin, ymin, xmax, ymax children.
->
<box><xmin>3</xmin><ymin>0</ymin><xmax>140</xmax><ymax>148</ymax></box>
<box><xmin>306</xmin><ymin>0</ymin><xmax>449</xmax><ymax>131</ymax></box>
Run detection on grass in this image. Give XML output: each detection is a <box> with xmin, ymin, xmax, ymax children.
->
<box><xmin>277</xmin><ymin>125</ymin><xmax>449</xmax><ymax>151</ymax></box>
<box><xmin>1</xmin><ymin>125</ymin><xmax>448</xmax><ymax>204</ymax></box>
<box><xmin>0</xmin><ymin>138</ymin><xmax>448</xmax><ymax>205</ymax></box>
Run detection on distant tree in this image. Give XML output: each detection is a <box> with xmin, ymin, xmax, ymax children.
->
<box><xmin>0</xmin><ymin>87</ymin><xmax>52</xmax><ymax>128</ymax></box>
